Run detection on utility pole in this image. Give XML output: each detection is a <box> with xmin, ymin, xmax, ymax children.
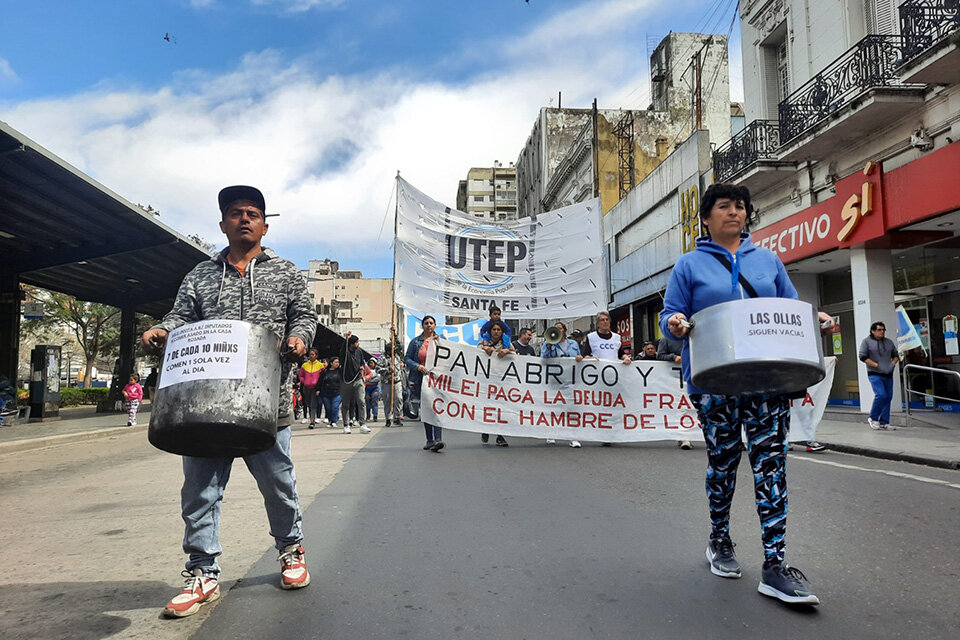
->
<box><xmin>694</xmin><ymin>50</ymin><xmax>703</xmax><ymax>130</ymax></box>
<box><xmin>591</xmin><ymin>98</ymin><xmax>600</xmax><ymax>199</ymax></box>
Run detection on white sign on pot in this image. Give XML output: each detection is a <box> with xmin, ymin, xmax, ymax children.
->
<box><xmin>158</xmin><ymin>320</ymin><xmax>250</xmax><ymax>389</ymax></box>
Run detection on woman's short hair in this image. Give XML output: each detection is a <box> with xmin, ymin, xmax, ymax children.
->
<box><xmin>421</xmin><ymin>315</ymin><xmax>436</xmax><ymax>326</ymax></box>
<box><xmin>699</xmin><ymin>183</ymin><xmax>753</xmax><ymax>221</ymax></box>
<box><xmin>308</xmin><ymin>347</ymin><xmax>319</xmax><ymax>356</ymax></box>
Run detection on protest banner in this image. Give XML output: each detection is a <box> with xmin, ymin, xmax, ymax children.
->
<box><xmin>420</xmin><ymin>341</ymin><xmax>836</xmax><ymax>443</ymax></box>
<box><xmin>394</xmin><ymin>177</ymin><xmax>606</xmax><ymax>319</ymax></box>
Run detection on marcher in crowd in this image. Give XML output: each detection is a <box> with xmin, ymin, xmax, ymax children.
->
<box><xmin>377</xmin><ymin>331</ymin><xmax>406</xmax><ymax>426</ymax></box>
<box><xmin>364</xmin><ymin>357</ymin><xmax>381</xmax><ymax>422</ymax></box>
<box><xmin>478</xmin><ymin>320</ymin><xmax>515</xmax><ymax>447</ymax></box>
<box><xmin>661</xmin><ymin>182</ymin><xmax>833</xmax><ymax>606</ymax></box>
<box><xmin>569</xmin><ymin>329</ymin><xmax>586</xmax><ymax>351</ymax></box>
<box><xmin>654</xmin><ymin>335</ymin><xmax>694</xmax><ymax>450</ymax></box>
<box><xmin>480</xmin><ymin>305</ymin><xmax>512</xmax><ymax>342</ymax></box>
<box><xmin>340</xmin><ymin>333</ymin><xmax>371</xmax><ymax>434</ymax></box>
<box><xmin>122</xmin><ymin>372</ymin><xmax>143</xmax><ymax>426</ymax></box>
<box><xmin>514</xmin><ymin>327</ymin><xmax>537</xmax><ymax>356</ymax></box>
<box><xmin>578</xmin><ymin>311</ymin><xmax>632</xmax><ymax>364</ymax></box>
<box><xmin>639</xmin><ymin>341</ymin><xmax>659</xmax><ymax>360</ymax></box>
<box><xmin>406</xmin><ymin>315</ymin><xmax>444</xmax><ymax>452</ymax></box>
<box><xmin>141</xmin><ymin>185</ymin><xmax>315</xmax><ymax>618</ymax></box>
<box><xmin>858</xmin><ymin>321</ymin><xmax>900</xmax><ymax>430</ymax></box>
<box><xmin>541</xmin><ymin>321</ymin><xmax>581</xmax><ymax>448</ymax></box>
<box><xmin>298</xmin><ymin>348</ymin><xmax>324</xmax><ymax>428</ymax></box>
<box><xmin>319</xmin><ymin>357</ymin><xmax>344</xmax><ymax>429</ymax></box>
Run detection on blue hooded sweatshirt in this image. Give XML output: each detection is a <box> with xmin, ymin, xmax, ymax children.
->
<box><xmin>659</xmin><ymin>233</ymin><xmax>798</xmax><ymax>395</ymax></box>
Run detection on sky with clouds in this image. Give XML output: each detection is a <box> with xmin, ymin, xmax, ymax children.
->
<box><xmin>0</xmin><ymin>0</ymin><xmax>742</xmax><ymax>277</ymax></box>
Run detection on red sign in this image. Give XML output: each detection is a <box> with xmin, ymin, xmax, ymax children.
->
<box><xmin>751</xmin><ymin>164</ymin><xmax>886</xmax><ymax>264</ymax></box>
<box><xmin>612</xmin><ymin>311</ymin><xmax>632</xmax><ymax>354</ymax></box>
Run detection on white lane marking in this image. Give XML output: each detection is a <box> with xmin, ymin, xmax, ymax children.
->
<box><xmin>792</xmin><ymin>455</ymin><xmax>960</xmax><ymax>490</ymax></box>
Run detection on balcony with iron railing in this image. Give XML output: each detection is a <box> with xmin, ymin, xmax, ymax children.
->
<box><xmin>898</xmin><ymin>0</ymin><xmax>960</xmax><ymax>84</ymax></box>
<box><xmin>712</xmin><ymin>119</ymin><xmax>784</xmax><ymax>186</ymax></box>
<box><xmin>777</xmin><ymin>35</ymin><xmax>925</xmax><ymax>160</ymax></box>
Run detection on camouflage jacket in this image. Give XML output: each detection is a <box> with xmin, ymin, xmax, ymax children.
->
<box><xmin>153</xmin><ymin>247</ymin><xmax>317</xmax><ymax>426</ymax></box>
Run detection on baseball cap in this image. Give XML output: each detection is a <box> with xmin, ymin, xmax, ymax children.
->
<box><xmin>570</xmin><ymin>330</ymin><xmax>584</xmax><ymax>338</ymax></box>
<box><xmin>218</xmin><ymin>185</ymin><xmax>265</xmax><ymax>213</ymax></box>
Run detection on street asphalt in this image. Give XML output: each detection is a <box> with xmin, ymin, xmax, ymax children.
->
<box><xmin>198</xmin><ymin>426</ymin><xmax>960</xmax><ymax>640</ymax></box>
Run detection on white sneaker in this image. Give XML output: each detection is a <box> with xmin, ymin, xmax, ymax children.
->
<box><xmin>359</xmin><ymin>425</ymin><xmax>371</xmax><ymax>434</ymax></box>
<box><xmin>570</xmin><ymin>441</ymin><xmax>581</xmax><ymax>448</ymax></box>
<box><xmin>868</xmin><ymin>418</ymin><xmax>881</xmax><ymax>430</ymax></box>
<box><xmin>349</xmin><ymin>420</ymin><xmax>356</xmax><ymax>427</ymax></box>
<box><xmin>300</xmin><ymin>419</ymin><xmax>308</xmax><ymax>424</ymax></box>
<box><xmin>882</xmin><ymin>424</ymin><xmax>896</xmax><ymax>431</ymax></box>
<box><xmin>343</xmin><ymin>425</ymin><xmax>351</xmax><ymax>434</ymax></box>
<box><xmin>330</xmin><ymin>422</ymin><xmax>338</xmax><ymax>429</ymax></box>
<box><xmin>545</xmin><ymin>439</ymin><xmax>556</xmax><ymax>445</ymax></box>
<box><xmin>322</xmin><ymin>418</ymin><xmax>329</xmax><ymax>424</ymax></box>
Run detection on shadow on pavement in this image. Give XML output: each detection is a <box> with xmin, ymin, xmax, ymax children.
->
<box><xmin>0</xmin><ymin>580</ymin><xmax>171</xmax><ymax>640</ymax></box>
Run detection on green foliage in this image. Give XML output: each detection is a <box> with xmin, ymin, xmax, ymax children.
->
<box><xmin>59</xmin><ymin>387</ymin><xmax>109</xmax><ymax>407</ymax></box>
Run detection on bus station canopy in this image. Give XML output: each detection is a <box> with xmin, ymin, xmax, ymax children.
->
<box><xmin>0</xmin><ymin>119</ymin><xmax>211</xmax><ymax>318</ymax></box>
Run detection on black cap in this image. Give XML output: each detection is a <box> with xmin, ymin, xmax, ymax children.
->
<box><xmin>348</xmin><ymin>335</ymin><xmax>360</xmax><ymax>345</ymax></box>
<box><xmin>218</xmin><ymin>185</ymin><xmax>265</xmax><ymax>213</ymax></box>
<box><xmin>570</xmin><ymin>330</ymin><xmax>584</xmax><ymax>338</ymax></box>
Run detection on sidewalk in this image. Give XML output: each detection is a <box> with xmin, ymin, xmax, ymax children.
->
<box><xmin>4</xmin><ymin>403</ymin><xmax>959</xmax><ymax>469</ymax></box>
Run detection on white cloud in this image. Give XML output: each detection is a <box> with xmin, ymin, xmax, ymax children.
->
<box><xmin>251</xmin><ymin>0</ymin><xmax>346</xmax><ymax>11</ymax></box>
<box><xmin>1</xmin><ymin>0</ymin><xmax>688</xmax><ymax>268</ymax></box>
<box><xmin>0</xmin><ymin>57</ymin><xmax>19</xmax><ymax>84</ymax></box>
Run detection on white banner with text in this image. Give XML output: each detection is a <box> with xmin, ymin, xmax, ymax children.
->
<box><xmin>394</xmin><ymin>177</ymin><xmax>607</xmax><ymax>319</ymax></box>
<box><xmin>420</xmin><ymin>342</ymin><xmax>836</xmax><ymax>443</ymax></box>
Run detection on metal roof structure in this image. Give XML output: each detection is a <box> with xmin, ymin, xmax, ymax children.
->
<box><xmin>0</xmin><ymin>119</ymin><xmax>212</xmax><ymax>318</ymax></box>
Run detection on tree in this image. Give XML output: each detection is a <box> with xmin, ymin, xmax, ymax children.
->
<box><xmin>23</xmin><ymin>291</ymin><xmax>121</xmax><ymax>388</ymax></box>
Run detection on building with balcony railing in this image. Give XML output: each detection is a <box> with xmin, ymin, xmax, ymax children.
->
<box><xmin>711</xmin><ymin>0</ymin><xmax>960</xmax><ymax>413</ymax></box>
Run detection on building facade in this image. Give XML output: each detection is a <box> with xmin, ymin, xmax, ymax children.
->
<box><xmin>303</xmin><ymin>259</ymin><xmax>394</xmax><ymax>330</ymax></box>
<box><xmin>457</xmin><ymin>165</ymin><xmax>518</xmax><ymax>221</ymax></box>
<box><xmin>711</xmin><ymin>0</ymin><xmax>960</xmax><ymax>412</ymax></box>
<box><xmin>516</xmin><ymin>32</ymin><xmax>731</xmax><ymax>220</ymax></box>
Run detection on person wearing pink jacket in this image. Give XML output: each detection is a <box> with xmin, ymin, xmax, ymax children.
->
<box><xmin>121</xmin><ymin>373</ymin><xmax>143</xmax><ymax>426</ymax></box>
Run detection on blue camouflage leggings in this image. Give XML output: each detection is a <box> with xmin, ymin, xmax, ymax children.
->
<box><xmin>691</xmin><ymin>393</ymin><xmax>790</xmax><ymax>567</ymax></box>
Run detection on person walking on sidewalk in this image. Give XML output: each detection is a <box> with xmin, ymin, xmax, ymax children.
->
<box><xmin>141</xmin><ymin>185</ymin><xmax>315</xmax><ymax>618</ymax></box>
<box><xmin>859</xmin><ymin>321</ymin><xmax>900</xmax><ymax>431</ymax></box>
<box><xmin>121</xmin><ymin>373</ymin><xmax>143</xmax><ymax>426</ymax></box>
<box><xmin>406</xmin><ymin>315</ymin><xmax>444</xmax><ymax>451</ymax></box>
<box><xmin>662</xmin><ymin>183</ymin><xmax>834</xmax><ymax>607</ymax></box>
<box><xmin>364</xmin><ymin>357</ymin><xmax>381</xmax><ymax>422</ymax></box>
<box><xmin>377</xmin><ymin>332</ymin><xmax>406</xmax><ymax>426</ymax></box>
<box><xmin>319</xmin><ymin>357</ymin><xmax>344</xmax><ymax>429</ymax></box>
<box><xmin>298</xmin><ymin>348</ymin><xmax>324</xmax><ymax>428</ymax></box>
<box><xmin>340</xmin><ymin>334</ymin><xmax>371</xmax><ymax>434</ymax></box>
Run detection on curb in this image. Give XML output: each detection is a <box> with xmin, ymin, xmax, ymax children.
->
<box><xmin>822</xmin><ymin>441</ymin><xmax>960</xmax><ymax>470</ymax></box>
<box><xmin>0</xmin><ymin>425</ymin><xmax>148</xmax><ymax>455</ymax></box>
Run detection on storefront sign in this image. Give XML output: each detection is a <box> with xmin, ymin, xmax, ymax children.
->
<box><xmin>752</xmin><ymin>163</ymin><xmax>885</xmax><ymax>263</ymax></box>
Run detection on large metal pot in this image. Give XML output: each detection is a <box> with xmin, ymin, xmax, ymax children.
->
<box><xmin>149</xmin><ymin>320</ymin><xmax>282</xmax><ymax>457</ymax></box>
<box><xmin>688</xmin><ymin>298</ymin><xmax>825</xmax><ymax>396</ymax></box>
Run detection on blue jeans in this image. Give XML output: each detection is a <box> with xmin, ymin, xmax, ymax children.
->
<box><xmin>868</xmin><ymin>374</ymin><xmax>894</xmax><ymax>425</ymax></box>
<box><xmin>181</xmin><ymin>426</ymin><xmax>302</xmax><ymax>577</ymax></box>
<box><xmin>365</xmin><ymin>385</ymin><xmax>380</xmax><ymax>420</ymax></box>
<box><xmin>321</xmin><ymin>394</ymin><xmax>342</xmax><ymax>423</ymax></box>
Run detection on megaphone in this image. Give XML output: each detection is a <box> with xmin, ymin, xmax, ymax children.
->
<box><xmin>543</xmin><ymin>326</ymin><xmax>563</xmax><ymax>345</ymax></box>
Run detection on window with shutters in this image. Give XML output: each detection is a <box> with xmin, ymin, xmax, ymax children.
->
<box><xmin>761</xmin><ymin>25</ymin><xmax>789</xmax><ymax>120</ymax></box>
<box><xmin>864</xmin><ymin>0</ymin><xmax>902</xmax><ymax>34</ymax></box>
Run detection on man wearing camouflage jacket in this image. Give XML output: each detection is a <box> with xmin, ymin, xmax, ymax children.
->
<box><xmin>141</xmin><ymin>185</ymin><xmax>316</xmax><ymax>618</ymax></box>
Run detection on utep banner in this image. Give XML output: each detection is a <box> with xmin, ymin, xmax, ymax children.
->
<box><xmin>394</xmin><ymin>177</ymin><xmax>607</xmax><ymax>319</ymax></box>
<box><xmin>421</xmin><ymin>341</ymin><xmax>837</xmax><ymax>443</ymax></box>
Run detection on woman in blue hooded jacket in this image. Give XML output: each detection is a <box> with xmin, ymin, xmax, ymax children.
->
<box><xmin>661</xmin><ymin>183</ymin><xmax>833</xmax><ymax>607</ymax></box>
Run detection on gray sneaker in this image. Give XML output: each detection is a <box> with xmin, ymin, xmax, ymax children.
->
<box><xmin>705</xmin><ymin>538</ymin><xmax>741</xmax><ymax>578</ymax></box>
<box><xmin>758</xmin><ymin>564</ymin><xmax>820</xmax><ymax>605</ymax></box>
